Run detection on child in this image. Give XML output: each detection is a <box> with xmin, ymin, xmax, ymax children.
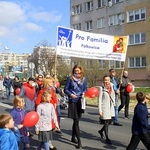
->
<box><xmin>10</xmin><ymin>96</ymin><xmax>30</xmax><ymax>149</ymax></box>
<box><xmin>35</xmin><ymin>91</ymin><xmax>59</xmax><ymax>150</ymax></box>
<box><xmin>127</xmin><ymin>92</ymin><xmax>150</xmax><ymax>150</ymax></box>
<box><xmin>0</xmin><ymin>113</ymin><xmax>19</xmax><ymax>150</ymax></box>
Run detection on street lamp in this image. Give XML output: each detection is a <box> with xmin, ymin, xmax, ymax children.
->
<box><xmin>0</xmin><ymin>43</ymin><xmax>9</xmax><ymax>51</ymax></box>
<box><xmin>0</xmin><ymin>43</ymin><xmax>9</xmax><ymax>75</ymax></box>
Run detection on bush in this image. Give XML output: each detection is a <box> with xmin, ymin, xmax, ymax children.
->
<box><xmin>134</xmin><ymin>87</ymin><xmax>150</xmax><ymax>93</ymax></box>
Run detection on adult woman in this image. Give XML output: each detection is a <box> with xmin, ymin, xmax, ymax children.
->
<box><xmin>98</xmin><ymin>75</ymin><xmax>115</xmax><ymax>144</ymax></box>
<box><xmin>64</xmin><ymin>65</ymin><xmax>87</xmax><ymax>149</ymax></box>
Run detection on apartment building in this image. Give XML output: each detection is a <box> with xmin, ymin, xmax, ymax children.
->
<box><xmin>0</xmin><ymin>52</ymin><xmax>30</xmax><ymax>77</ymax></box>
<box><xmin>70</xmin><ymin>0</ymin><xmax>150</xmax><ymax>86</ymax></box>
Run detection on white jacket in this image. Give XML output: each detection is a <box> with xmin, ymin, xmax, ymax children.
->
<box><xmin>35</xmin><ymin>102</ymin><xmax>59</xmax><ymax>131</ymax></box>
<box><xmin>98</xmin><ymin>83</ymin><xmax>115</xmax><ymax>120</ymax></box>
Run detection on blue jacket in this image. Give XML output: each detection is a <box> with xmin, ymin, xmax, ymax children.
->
<box><xmin>0</xmin><ymin>128</ymin><xmax>19</xmax><ymax>150</ymax></box>
<box><xmin>3</xmin><ymin>78</ymin><xmax>12</xmax><ymax>89</ymax></box>
<box><xmin>10</xmin><ymin>107</ymin><xmax>28</xmax><ymax>137</ymax></box>
<box><xmin>64</xmin><ymin>76</ymin><xmax>87</xmax><ymax>103</ymax></box>
<box><xmin>132</xmin><ymin>102</ymin><xmax>150</xmax><ymax>135</ymax></box>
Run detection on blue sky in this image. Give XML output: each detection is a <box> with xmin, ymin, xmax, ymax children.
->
<box><xmin>0</xmin><ymin>0</ymin><xmax>70</xmax><ymax>54</ymax></box>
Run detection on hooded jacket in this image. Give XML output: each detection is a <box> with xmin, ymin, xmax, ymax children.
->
<box><xmin>0</xmin><ymin>128</ymin><xmax>19</xmax><ymax>150</ymax></box>
<box><xmin>19</xmin><ymin>82</ymin><xmax>36</xmax><ymax>112</ymax></box>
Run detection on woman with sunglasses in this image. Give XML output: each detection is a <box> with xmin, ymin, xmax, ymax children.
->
<box><xmin>64</xmin><ymin>64</ymin><xmax>87</xmax><ymax>149</ymax></box>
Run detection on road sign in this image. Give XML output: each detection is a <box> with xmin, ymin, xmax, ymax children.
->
<box><xmin>29</xmin><ymin>62</ymin><xmax>35</xmax><ymax>69</ymax></box>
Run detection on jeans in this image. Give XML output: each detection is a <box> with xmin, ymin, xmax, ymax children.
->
<box><xmin>114</xmin><ymin>94</ymin><xmax>119</xmax><ymax>123</ymax></box>
<box><xmin>56</xmin><ymin>105</ymin><xmax>61</xmax><ymax>127</ymax></box>
<box><xmin>6</xmin><ymin>87</ymin><xmax>11</xmax><ymax>99</ymax></box>
<box><xmin>38</xmin><ymin>142</ymin><xmax>49</xmax><ymax>150</ymax></box>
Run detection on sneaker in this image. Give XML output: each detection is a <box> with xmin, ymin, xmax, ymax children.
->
<box><xmin>125</xmin><ymin>117</ymin><xmax>129</xmax><ymax>119</ymax></box>
<box><xmin>50</xmin><ymin>146</ymin><xmax>57</xmax><ymax>150</ymax></box>
<box><xmin>25</xmin><ymin>144</ymin><xmax>30</xmax><ymax>148</ymax></box>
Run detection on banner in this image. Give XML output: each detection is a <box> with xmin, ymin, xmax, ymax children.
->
<box><xmin>56</xmin><ymin>26</ymin><xmax>128</xmax><ymax>61</ymax></box>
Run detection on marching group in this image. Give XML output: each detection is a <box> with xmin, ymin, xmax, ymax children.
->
<box><xmin>0</xmin><ymin>64</ymin><xmax>150</xmax><ymax>150</ymax></box>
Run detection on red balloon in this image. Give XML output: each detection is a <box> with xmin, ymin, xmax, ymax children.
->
<box><xmin>15</xmin><ymin>88</ymin><xmax>20</xmax><ymax>95</ymax></box>
<box><xmin>23</xmin><ymin>111</ymin><xmax>39</xmax><ymax>127</ymax></box>
<box><xmin>55</xmin><ymin>81</ymin><xmax>60</xmax><ymax>88</ymax></box>
<box><xmin>85</xmin><ymin>87</ymin><xmax>99</xmax><ymax>98</ymax></box>
<box><xmin>126</xmin><ymin>84</ymin><xmax>133</xmax><ymax>93</ymax></box>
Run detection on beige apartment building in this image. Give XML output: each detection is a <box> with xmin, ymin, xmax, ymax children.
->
<box><xmin>0</xmin><ymin>52</ymin><xmax>30</xmax><ymax>78</ymax></box>
<box><xmin>70</xmin><ymin>0</ymin><xmax>150</xmax><ymax>87</ymax></box>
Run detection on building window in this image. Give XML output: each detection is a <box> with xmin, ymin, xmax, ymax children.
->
<box><xmin>98</xmin><ymin>0</ymin><xmax>105</xmax><ymax>8</ymax></box>
<box><xmin>85</xmin><ymin>20</ymin><xmax>92</xmax><ymax>31</ymax></box>
<box><xmin>98</xmin><ymin>60</ymin><xmax>105</xmax><ymax>69</ymax></box>
<box><xmin>86</xmin><ymin>1</ymin><xmax>93</xmax><ymax>12</ymax></box>
<box><xmin>109</xmin><ymin>13</ymin><xmax>124</xmax><ymax>26</ymax></box>
<box><xmin>109</xmin><ymin>60</ymin><xmax>123</xmax><ymax>69</ymax></box>
<box><xmin>127</xmin><ymin>8</ymin><xmax>146</xmax><ymax>22</ymax></box>
<box><xmin>129</xmin><ymin>33</ymin><xmax>146</xmax><ymax>45</ymax></box>
<box><xmin>72</xmin><ymin>4</ymin><xmax>82</xmax><ymax>15</ymax></box>
<box><xmin>109</xmin><ymin>0</ymin><xmax>123</xmax><ymax>4</ymax></box>
<box><xmin>128</xmin><ymin>57</ymin><xmax>146</xmax><ymax>68</ymax></box>
<box><xmin>72</xmin><ymin>23</ymin><xmax>81</xmax><ymax>30</ymax></box>
<box><xmin>87</xmin><ymin>60</ymin><xmax>93</xmax><ymax>69</ymax></box>
<box><xmin>97</xmin><ymin>18</ymin><xmax>105</xmax><ymax>29</ymax></box>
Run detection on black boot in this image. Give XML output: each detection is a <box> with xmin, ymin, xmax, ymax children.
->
<box><xmin>71</xmin><ymin>137</ymin><xmax>78</xmax><ymax>144</ymax></box>
<box><xmin>98</xmin><ymin>130</ymin><xmax>105</xmax><ymax>139</ymax></box>
<box><xmin>106</xmin><ymin>138</ymin><xmax>112</xmax><ymax>144</ymax></box>
<box><xmin>76</xmin><ymin>141</ymin><xmax>82</xmax><ymax>149</ymax></box>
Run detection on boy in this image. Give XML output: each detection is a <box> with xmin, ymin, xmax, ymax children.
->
<box><xmin>127</xmin><ymin>92</ymin><xmax>150</xmax><ymax>150</ymax></box>
<box><xmin>0</xmin><ymin>113</ymin><xmax>19</xmax><ymax>150</ymax></box>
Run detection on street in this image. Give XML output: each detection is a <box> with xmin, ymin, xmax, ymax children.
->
<box><xmin>0</xmin><ymin>96</ymin><xmax>146</xmax><ymax>150</ymax></box>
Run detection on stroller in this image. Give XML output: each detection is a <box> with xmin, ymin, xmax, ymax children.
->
<box><xmin>56</xmin><ymin>87</ymin><xmax>68</xmax><ymax>110</ymax></box>
<box><xmin>59</xmin><ymin>95</ymin><xmax>68</xmax><ymax>110</ymax></box>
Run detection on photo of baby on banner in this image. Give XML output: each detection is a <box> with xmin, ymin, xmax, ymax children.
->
<box><xmin>113</xmin><ymin>36</ymin><xmax>128</xmax><ymax>54</ymax></box>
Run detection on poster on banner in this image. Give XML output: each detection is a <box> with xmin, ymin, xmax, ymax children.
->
<box><xmin>56</xmin><ymin>26</ymin><xmax>129</xmax><ymax>62</ymax></box>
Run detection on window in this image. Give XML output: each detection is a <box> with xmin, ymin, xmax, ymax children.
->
<box><xmin>109</xmin><ymin>0</ymin><xmax>123</xmax><ymax>4</ymax></box>
<box><xmin>72</xmin><ymin>23</ymin><xmax>81</xmax><ymax>30</ymax></box>
<box><xmin>127</xmin><ymin>8</ymin><xmax>146</xmax><ymax>22</ymax></box>
<box><xmin>128</xmin><ymin>57</ymin><xmax>146</xmax><ymax>68</ymax></box>
<box><xmin>85</xmin><ymin>20</ymin><xmax>92</xmax><ymax>31</ymax></box>
<box><xmin>98</xmin><ymin>0</ymin><xmax>105</xmax><ymax>8</ymax></box>
<box><xmin>98</xmin><ymin>60</ymin><xmax>105</xmax><ymax>69</ymax></box>
<box><xmin>97</xmin><ymin>18</ymin><xmax>105</xmax><ymax>28</ymax></box>
<box><xmin>135</xmin><ymin>10</ymin><xmax>139</xmax><ymax>20</ymax></box>
<box><xmin>86</xmin><ymin>1</ymin><xmax>93</xmax><ymax>11</ymax></box>
<box><xmin>129</xmin><ymin>33</ymin><xmax>146</xmax><ymax>45</ymax></box>
<box><xmin>109</xmin><ymin>60</ymin><xmax>123</xmax><ymax>69</ymax></box>
<box><xmin>87</xmin><ymin>60</ymin><xmax>93</xmax><ymax>69</ymax></box>
<box><xmin>72</xmin><ymin>4</ymin><xmax>82</xmax><ymax>15</ymax></box>
<box><xmin>109</xmin><ymin>13</ymin><xmax>124</xmax><ymax>26</ymax></box>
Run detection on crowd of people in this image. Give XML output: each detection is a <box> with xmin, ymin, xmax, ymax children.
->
<box><xmin>0</xmin><ymin>65</ymin><xmax>150</xmax><ymax>150</ymax></box>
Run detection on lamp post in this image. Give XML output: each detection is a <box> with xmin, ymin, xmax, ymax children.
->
<box><xmin>0</xmin><ymin>43</ymin><xmax>9</xmax><ymax>75</ymax></box>
<box><xmin>0</xmin><ymin>43</ymin><xmax>9</xmax><ymax>51</ymax></box>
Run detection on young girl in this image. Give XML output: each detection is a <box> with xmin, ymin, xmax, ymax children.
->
<box><xmin>0</xmin><ymin>113</ymin><xmax>19</xmax><ymax>150</ymax></box>
<box><xmin>10</xmin><ymin>96</ymin><xmax>30</xmax><ymax>149</ymax></box>
<box><xmin>35</xmin><ymin>91</ymin><xmax>59</xmax><ymax>150</ymax></box>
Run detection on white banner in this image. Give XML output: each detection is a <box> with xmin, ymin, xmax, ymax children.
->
<box><xmin>56</xmin><ymin>26</ymin><xmax>128</xmax><ymax>61</ymax></box>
